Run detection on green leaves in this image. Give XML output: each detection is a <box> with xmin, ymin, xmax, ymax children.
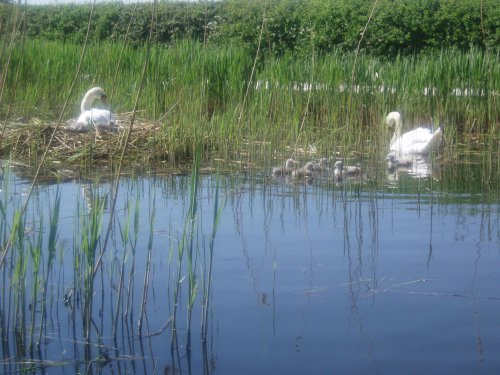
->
<box><xmin>17</xmin><ymin>0</ymin><xmax>500</xmax><ymax>57</ymax></box>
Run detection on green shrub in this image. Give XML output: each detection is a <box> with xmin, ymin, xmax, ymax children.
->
<box><xmin>3</xmin><ymin>0</ymin><xmax>498</xmax><ymax>57</ymax></box>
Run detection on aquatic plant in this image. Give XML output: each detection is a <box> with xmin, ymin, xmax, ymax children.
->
<box><xmin>78</xmin><ymin>187</ymin><xmax>105</xmax><ymax>341</ymax></box>
<box><xmin>201</xmin><ymin>173</ymin><xmax>224</xmax><ymax>342</ymax></box>
<box><xmin>0</xmin><ymin>37</ymin><xmax>498</xmax><ymax>169</ymax></box>
<box><xmin>170</xmin><ymin>146</ymin><xmax>201</xmax><ymax>350</ymax></box>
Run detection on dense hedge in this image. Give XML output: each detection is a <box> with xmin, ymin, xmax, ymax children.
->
<box><xmin>3</xmin><ymin>0</ymin><xmax>499</xmax><ymax>57</ymax></box>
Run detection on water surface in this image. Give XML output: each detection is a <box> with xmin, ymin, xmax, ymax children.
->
<box><xmin>1</xmin><ymin>157</ymin><xmax>499</xmax><ymax>374</ymax></box>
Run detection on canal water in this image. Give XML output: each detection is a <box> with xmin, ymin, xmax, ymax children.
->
<box><xmin>0</xmin><ymin>155</ymin><xmax>499</xmax><ymax>374</ymax></box>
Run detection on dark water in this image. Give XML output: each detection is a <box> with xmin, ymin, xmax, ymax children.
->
<box><xmin>1</xmin><ymin>157</ymin><xmax>499</xmax><ymax>374</ymax></box>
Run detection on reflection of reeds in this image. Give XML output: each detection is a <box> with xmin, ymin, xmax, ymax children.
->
<box><xmin>0</xmin><ymin>152</ymin><xmax>498</xmax><ymax>372</ymax></box>
<box><xmin>171</xmin><ymin>147</ymin><xmax>201</xmax><ymax>350</ymax></box>
<box><xmin>77</xmin><ymin>188</ymin><xmax>105</xmax><ymax>341</ymax></box>
<box><xmin>138</xmin><ymin>195</ymin><xmax>156</xmax><ymax>336</ymax></box>
<box><xmin>202</xmin><ymin>173</ymin><xmax>224</xmax><ymax>342</ymax></box>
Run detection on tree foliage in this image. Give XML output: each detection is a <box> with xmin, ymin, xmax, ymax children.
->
<box><xmin>8</xmin><ymin>0</ymin><xmax>500</xmax><ymax>57</ymax></box>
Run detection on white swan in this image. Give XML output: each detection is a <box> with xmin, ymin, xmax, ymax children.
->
<box><xmin>387</xmin><ymin>112</ymin><xmax>442</xmax><ymax>156</ymax></box>
<box><xmin>70</xmin><ymin>87</ymin><xmax>116</xmax><ymax>131</ymax></box>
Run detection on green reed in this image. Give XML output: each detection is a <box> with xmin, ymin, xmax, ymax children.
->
<box><xmin>112</xmin><ymin>199</ymin><xmax>132</xmax><ymax>339</ymax></box>
<box><xmin>27</xmin><ymin>217</ymin><xmax>42</xmax><ymax>351</ymax></box>
<box><xmin>76</xmin><ymin>187</ymin><xmax>106</xmax><ymax>341</ymax></box>
<box><xmin>126</xmin><ymin>197</ymin><xmax>140</xmax><ymax>323</ymax></box>
<box><xmin>11</xmin><ymin>209</ymin><xmax>27</xmax><ymax>359</ymax></box>
<box><xmin>201</xmin><ymin>173</ymin><xmax>224</xmax><ymax>342</ymax></box>
<box><xmin>170</xmin><ymin>146</ymin><xmax>201</xmax><ymax>350</ymax></box>
<box><xmin>2</xmin><ymin>38</ymin><xmax>498</xmax><ymax>166</ymax></box>
<box><xmin>138</xmin><ymin>194</ymin><xmax>156</xmax><ymax>336</ymax></box>
<box><xmin>28</xmin><ymin>188</ymin><xmax>61</xmax><ymax>349</ymax></box>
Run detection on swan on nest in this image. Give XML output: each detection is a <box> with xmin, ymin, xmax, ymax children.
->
<box><xmin>70</xmin><ymin>87</ymin><xmax>116</xmax><ymax>132</ymax></box>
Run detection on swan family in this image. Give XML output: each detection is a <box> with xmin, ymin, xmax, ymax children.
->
<box><xmin>66</xmin><ymin>90</ymin><xmax>443</xmax><ymax>178</ymax></box>
<box><xmin>271</xmin><ymin>158</ymin><xmax>361</xmax><ymax>181</ymax></box>
<box><xmin>271</xmin><ymin>111</ymin><xmax>443</xmax><ymax>182</ymax></box>
<box><xmin>70</xmin><ymin>87</ymin><xmax>116</xmax><ymax>131</ymax></box>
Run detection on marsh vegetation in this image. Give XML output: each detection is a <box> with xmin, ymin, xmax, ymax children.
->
<box><xmin>1</xmin><ymin>39</ymin><xmax>499</xmax><ymax>167</ymax></box>
<box><xmin>1</xmin><ymin>0</ymin><xmax>499</xmax><ymax>373</ymax></box>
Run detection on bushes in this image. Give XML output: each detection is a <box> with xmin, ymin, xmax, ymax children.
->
<box><xmin>6</xmin><ymin>0</ymin><xmax>500</xmax><ymax>57</ymax></box>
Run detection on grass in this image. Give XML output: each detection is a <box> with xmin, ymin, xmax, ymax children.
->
<box><xmin>0</xmin><ymin>38</ymin><xmax>498</xmax><ymax>170</ymax></box>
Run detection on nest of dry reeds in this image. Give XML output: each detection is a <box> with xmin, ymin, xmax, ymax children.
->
<box><xmin>0</xmin><ymin>112</ymin><xmax>171</xmax><ymax>165</ymax></box>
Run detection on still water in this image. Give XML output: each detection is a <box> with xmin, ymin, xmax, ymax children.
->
<box><xmin>1</xmin><ymin>156</ymin><xmax>499</xmax><ymax>374</ymax></box>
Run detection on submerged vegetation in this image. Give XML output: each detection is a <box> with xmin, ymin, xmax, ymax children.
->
<box><xmin>0</xmin><ymin>160</ymin><xmax>226</xmax><ymax>373</ymax></box>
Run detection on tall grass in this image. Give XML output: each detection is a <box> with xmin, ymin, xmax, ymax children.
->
<box><xmin>1</xmin><ymin>38</ymin><xmax>498</xmax><ymax>166</ymax></box>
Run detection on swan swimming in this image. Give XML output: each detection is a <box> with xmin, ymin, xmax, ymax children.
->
<box><xmin>291</xmin><ymin>162</ymin><xmax>314</xmax><ymax>179</ymax></box>
<box><xmin>272</xmin><ymin>159</ymin><xmax>295</xmax><ymax>176</ymax></box>
<box><xmin>387</xmin><ymin>111</ymin><xmax>442</xmax><ymax>156</ymax></box>
<box><xmin>333</xmin><ymin>160</ymin><xmax>361</xmax><ymax>181</ymax></box>
<box><xmin>313</xmin><ymin>158</ymin><xmax>328</xmax><ymax>173</ymax></box>
<box><xmin>386</xmin><ymin>153</ymin><xmax>412</xmax><ymax>170</ymax></box>
<box><xmin>70</xmin><ymin>87</ymin><xmax>116</xmax><ymax>131</ymax></box>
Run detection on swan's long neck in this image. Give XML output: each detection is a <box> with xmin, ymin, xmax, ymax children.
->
<box><xmin>81</xmin><ymin>91</ymin><xmax>97</xmax><ymax>112</ymax></box>
<box><xmin>389</xmin><ymin>115</ymin><xmax>402</xmax><ymax>149</ymax></box>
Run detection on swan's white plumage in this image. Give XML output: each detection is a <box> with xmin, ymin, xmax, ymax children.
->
<box><xmin>387</xmin><ymin>112</ymin><xmax>442</xmax><ymax>156</ymax></box>
<box><xmin>75</xmin><ymin>109</ymin><xmax>115</xmax><ymax>131</ymax></box>
<box><xmin>71</xmin><ymin>87</ymin><xmax>116</xmax><ymax>131</ymax></box>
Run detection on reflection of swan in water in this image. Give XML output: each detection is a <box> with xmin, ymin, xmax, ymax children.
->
<box><xmin>272</xmin><ymin>159</ymin><xmax>295</xmax><ymax>176</ymax></box>
<box><xmin>386</xmin><ymin>156</ymin><xmax>440</xmax><ymax>184</ymax></box>
<box><xmin>81</xmin><ymin>184</ymin><xmax>109</xmax><ymax>213</ymax></box>
<box><xmin>387</xmin><ymin>112</ymin><xmax>443</xmax><ymax>156</ymax></box>
<box><xmin>70</xmin><ymin>87</ymin><xmax>116</xmax><ymax>131</ymax></box>
<box><xmin>291</xmin><ymin>162</ymin><xmax>314</xmax><ymax>179</ymax></box>
<box><xmin>407</xmin><ymin>158</ymin><xmax>435</xmax><ymax>179</ymax></box>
